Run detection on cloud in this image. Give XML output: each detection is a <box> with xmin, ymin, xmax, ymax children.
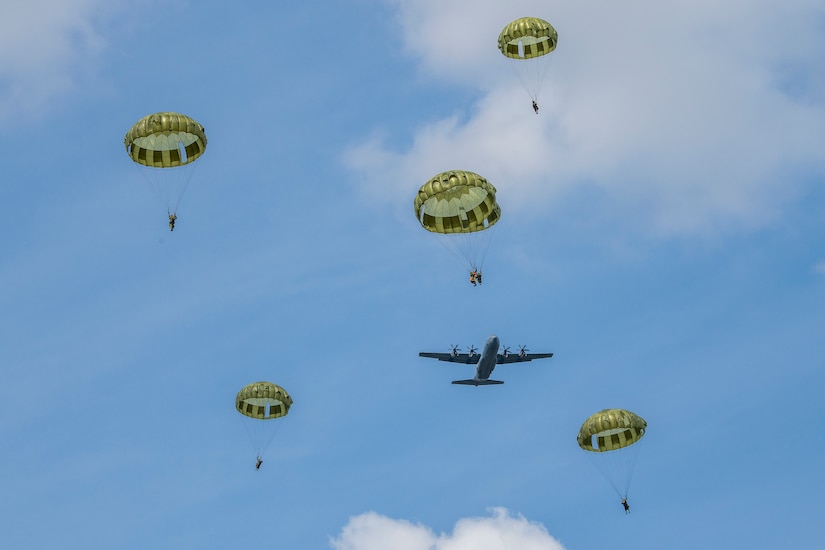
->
<box><xmin>329</xmin><ymin>508</ymin><xmax>565</xmax><ymax>550</ymax></box>
<box><xmin>346</xmin><ymin>0</ymin><xmax>825</xmax><ymax>237</ymax></box>
<box><xmin>0</xmin><ymin>0</ymin><xmax>117</xmax><ymax>121</ymax></box>
<box><xmin>814</xmin><ymin>260</ymin><xmax>825</xmax><ymax>275</ymax></box>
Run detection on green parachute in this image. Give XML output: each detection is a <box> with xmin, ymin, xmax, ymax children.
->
<box><xmin>497</xmin><ymin>17</ymin><xmax>558</xmax><ymax>103</ymax></box>
<box><xmin>124</xmin><ymin>112</ymin><xmax>207</xmax><ymax>218</ymax></box>
<box><xmin>577</xmin><ymin>409</ymin><xmax>647</xmax><ymax>500</ymax></box>
<box><xmin>414</xmin><ymin>170</ymin><xmax>501</xmax><ymax>274</ymax></box>
<box><xmin>235</xmin><ymin>381</ymin><xmax>293</xmax><ymax>466</ymax></box>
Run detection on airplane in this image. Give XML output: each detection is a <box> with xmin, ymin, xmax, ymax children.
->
<box><xmin>419</xmin><ymin>334</ymin><xmax>553</xmax><ymax>386</ymax></box>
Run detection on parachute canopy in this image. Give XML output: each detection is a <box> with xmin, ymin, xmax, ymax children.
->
<box><xmin>236</xmin><ymin>381</ymin><xmax>293</xmax><ymax>420</ymax></box>
<box><xmin>124</xmin><ymin>112</ymin><xmax>207</xmax><ymax>216</ymax></box>
<box><xmin>497</xmin><ymin>17</ymin><xmax>557</xmax><ymax>104</ymax></box>
<box><xmin>577</xmin><ymin>409</ymin><xmax>647</xmax><ymax>500</ymax></box>
<box><xmin>577</xmin><ymin>408</ymin><xmax>647</xmax><ymax>452</ymax></box>
<box><xmin>414</xmin><ymin>170</ymin><xmax>501</xmax><ymax>235</ymax></box>
<box><xmin>124</xmin><ymin>112</ymin><xmax>207</xmax><ymax>168</ymax></box>
<box><xmin>414</xmin><ymin>170</ymin><xmax>501</xmax><ymax>273</ymax></box>
<box><xmin>235</xmin><ymin>381</ymin><xmax>292</xmax><ymax>463</ymax></box>
<box><xmin>497</xmin><ymin>17</ymin><xmax>557</xmax><ymax>60</ymax></box>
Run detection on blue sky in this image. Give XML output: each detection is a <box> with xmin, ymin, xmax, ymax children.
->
<box><xmin>1</xmin><ymin>0</ymin><xmax>824</xmax><ymax>548</ymax></box>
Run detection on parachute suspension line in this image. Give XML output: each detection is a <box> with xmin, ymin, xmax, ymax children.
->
<box><xmin>577</xmin><ymin>408</ymin><xmax>647</xmax><ymax>502</ymax></box>
<box><xmin>614</xmin><ymin>441</ymin><xmax>641</xmax><ymax>497</ymax></box>
<box><xmin>257</xmin><ymin>401</ymin><xmax>281</xmax><ymax>457</ymax></box>
<box><xmin>429</xmin><ymin>231</ymin><xmax>480</xmax><ymax>273</ymax></box>
<box><xmin>124</xmin><ymin>112</ymin><xmax>207</xmax><ymax>218</ymax></box>
<box><xmin>414</xmin><ymin>170</ymin><xmax>501</xmax><ymax>277</ymax></box>
<box><xmin>170</xmin><ymin>160</ymin><xmax>199</xmax><ymax>215</ymax></box>
<box><xmin>259</xmin><ymin>419</ymin><xmax>283</xmax><ymax>458</ymax></box>
<box><xmin>235</xmin><ymin>381</ymin><xmax>292</xmax><ymax>465</ymax></box>
<box><xmin>462</xmin><ymin>220</ymin><xmax>495</xmax><ymax>271</ymax></box>
<box><xmin>506</xmin><ymin>56</ymin><xmax>553</xmax><ymax>104</ymax></box>
<box><xmin>528</xmin><ymin>43</ymin><xmax>555</xmax><ymax>103</ymax></box>
<box><xmin>463</xmin><ymin>234</ymin><xmax>490</xmax><ymax>272</ymax></box>
<box><xmin>436</xmin><ymin>230</ymin><xmax>493</xmax><ymax>274</ymax></box>
<box><xmin>474</xmin><ymin>224</ymin><xmax>495</xmax><ymax>271</ymax></box>
<box><xmin>585</xmin><ymin>444</ymin><xmax>642</xmax><ymax>499</ymax></box>
<box><xmin>450</xmin><ymin>234</ymin><xmax>474</xmax><ymax>271</ymax></box>
<box><xmin>509</xmin><ymin>40</ymin><xmax>540</xmax><ymax>101</ymax></box>
<box><xmin>433</xmin><ymin>234</ymin><xmax>472</xmax><ymax>272</ymax></box>
<box><xmin>142</xmin><ymin>166</ymin><xmax>164</xmax><ymax>212</ymax></box>
<box><xmin>238</xmin><ymin>412</ymin><xmax>283</xmax><ymax>460</ymax></box>
<box><xmin>623</xmin><ymin>447</ymin><xmax>642</xmax><ymax>499</ymax></box>
<box><xmin>238</xmin><ymin>407</ymin><xmax>285</xmax><ymax>460</ymax></box>
<box><xmin>532</xmin><ymin>55</ymin><xmax>554</xmax><ymax>104</ymax></box>
<box><xmin>497</xmin><ymin>17</ymin><xmax>558</xmax><ymax>105</ymax></box>
<box><xmin>584</xmin><ymin>447</ymin><xmax>616</xmax><ymax>497</ymax></box>
<box><xmin>238</xmin><ymin>412</ymin><xmax>262</xmax><ymax>458</ymax></box>
<box><xmin>131</xmin><ymin>159</ymin><xmax>199</xmax><ymax>216</ymax></box>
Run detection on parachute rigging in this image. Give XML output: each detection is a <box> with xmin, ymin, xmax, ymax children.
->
<box><xmin>414</xmin><ymin>170</ymin><xmax>501</xmax><ymax>275</ymax></box>
<box><xmin>235</xmin><ymin>381</ymin><xmax>293</xmax><ymax>466</ymax></box>
<box><xmin>577</xmin><ymin>408</ymin><xmax>647</xmax><ymax>500</ymax></box>
<box><xmin>497</xmin><ymin>17</ymin><xmax>558</xmax><ymax>104</ymax></box>
<box><xmin>124</xmin><ymin>112</ymin><xmax>207</xmax><ymax>219</ymax></box>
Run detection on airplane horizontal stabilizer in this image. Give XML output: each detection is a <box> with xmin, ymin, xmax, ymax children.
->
<box><xmin>451</xmin><ymin>379</ymin><xmax>504</xmax><ymax>386</ymax></box>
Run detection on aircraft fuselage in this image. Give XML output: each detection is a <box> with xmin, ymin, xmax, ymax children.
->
<box><xmin>474</xmin><ymin>334</ymin><xmax>500</xmax><ymax>381</ymax></box>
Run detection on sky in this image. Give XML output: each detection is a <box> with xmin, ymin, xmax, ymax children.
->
<box><xmin>1</xmin><ymin>0</ymin><xmax>824</xmax><ymax>548</ymax></box>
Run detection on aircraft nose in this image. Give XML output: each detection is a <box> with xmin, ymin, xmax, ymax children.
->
<box><xmin>490</xmin><ymin>334</ymin><xmax>499</xmax><ymax>346</ymax></box>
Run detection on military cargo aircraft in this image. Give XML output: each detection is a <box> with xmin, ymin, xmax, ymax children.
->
<box><xmin>419</xmin><ymin>334</ymin><xmax>553</xmax><ymax>386</ymax></box>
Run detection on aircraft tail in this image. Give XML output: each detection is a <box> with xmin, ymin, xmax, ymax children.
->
<box><xmin>451</xmin><ymin>379</ymin><xmax>504</xmax><ymax>386</ymax></box>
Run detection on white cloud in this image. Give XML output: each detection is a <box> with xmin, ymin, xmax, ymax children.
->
<box><xmin>347</xmin><ymin>0</ymin><xmax>825</xmax><ymax>237</ymax></box>
<box><xmin>814</xmin><ymin>260</ymin><xmax>825</xmax><ymax>275</ymax></box>
<box><xmin>329</xmin><ymin>508</ymin><xmax>565</xmax><ymax>550</ymax></box>
<box><xmin>0</xmin><ymin>0</ymin><xmax>118</xmax><ymax>121</ymax></box>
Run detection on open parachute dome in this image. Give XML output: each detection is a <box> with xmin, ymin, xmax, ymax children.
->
<box><xmin>577</xmin><ymin>409</ymin><xmax>646</xmax><ymax>452</ymax></box>
<box><xmin>124</xmin><ymin>112</ymin><xmax>207</xmax><ymax>168</ymax></box>
<box><xmin>235</xmin><ymin>381</ymin><xmax>293</xmax><ymax>420</ymax></box>
<box><xmin>414</xmin><ymin>170</ymin><xmax>500</xmax><ymax>235</ymax></box>
<box><xmin>497</xmin><ymin>17</ymin><xmax>557</xmax><ymax>60</ymax></box>
<box><xmin>414</xmin><ymin>170</ymin><xmax>501</xmax><ymax>272</ymax></box>
<box><xmin>124</xmin><ymin>112</ymin><xmax>207</xmax><ymax>215</ymax></box>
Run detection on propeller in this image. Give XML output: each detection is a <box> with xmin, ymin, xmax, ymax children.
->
<box><xmin>518</xmin><ymin>345</ymin><xmax>529</xmax><ymax>357</ymax></box>
<box><xmin>450</xmin><ymin>344</ymin><xmax>460</xmax><ymax>356</ymax></box>
<box><xmin>502</xmin><ymin>346</ymin><xmax>511</xmax><ymax>357</ymax></box>
<box><xmin>467</xmin><ymin>345</ymin><xmax>478</xmax><ymax>356</ymax></box>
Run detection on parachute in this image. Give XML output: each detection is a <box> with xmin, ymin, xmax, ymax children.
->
<box><xmin>235</xmin><ymin>381</ymin><xmax>293</xmax><ymax>463</ymax></box>
<box><xmin>414</xmin><ymin>170</ymin><xmax>501</xmax><ymax>274</ymax></box>
<box><xmin>124</xmin><ymin>112</ymin><xmax>207</xmax><ymax>218</ymax></box>
<box><xmin>497</xmin><ymin>17</ymin><xmax>558</xmax><ymax>103</ymax></box>
<box><xmin>577</xmin><ymin>409</ymin><xmax>647</xmax><ymax>500</ymax></box>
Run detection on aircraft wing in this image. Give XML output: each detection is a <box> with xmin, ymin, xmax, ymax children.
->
<box><xmin>496</xmin><ymin>352</ymin><xmax>554</xmax><ymax>363</ymax></box>
<box><xmin>418</xmin><ymin>352</ymin><xmax>479</xmax><ymax>364</ymax></box>
<box><xmin>452</xmin><ymin>379</ymin><xmax>504</xmax><ymax>386</ymax></box>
